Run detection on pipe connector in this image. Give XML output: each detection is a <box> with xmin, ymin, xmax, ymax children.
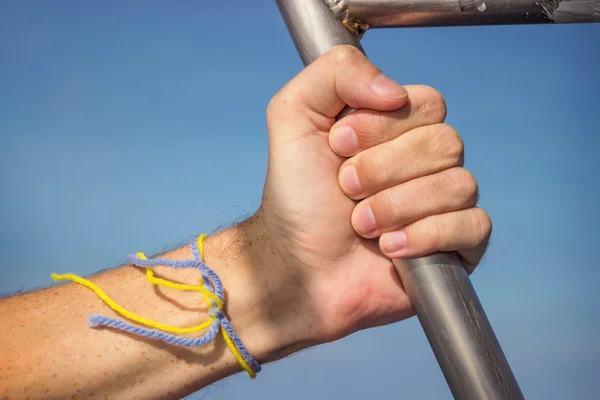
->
<box><xmin>324</xmin><ymin>0</ymin><xmax>370</xmax><ymax>38</ymax></box>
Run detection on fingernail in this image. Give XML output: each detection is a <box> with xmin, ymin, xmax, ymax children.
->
<box><xmin>371</xmin><ymin>74</ymin><xmax>408</xmax><ymax>99</ymax></box>
<box><xmin>354</xmin><ymin>205</ymin><xmax>377</xmax><ymax>235</ymax></box>
<box><xmin>340</xmin><ymin>165</ymin><xmax>361</xmax><ymax>195</ymax></box>
<box><xmin>380</xmin><ymin>230</ymin><xmax>408</xmax><ymax>254</ymax></box>
<box><xmin>330</xmin><ymin>126</ymin><xmax>358</xmax><ymax>155</ymax></box>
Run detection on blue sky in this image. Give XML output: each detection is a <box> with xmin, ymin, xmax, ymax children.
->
<box><xmin>1</xmin><ymin>2</ymin><xmax>599</xmax><ymax>399</ymax></box>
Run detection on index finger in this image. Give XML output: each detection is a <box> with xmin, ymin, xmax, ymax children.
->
<box><xmin>328</xmin><ymin>85</ymin><xmax>448</xmax><ymax>157</ymax></box>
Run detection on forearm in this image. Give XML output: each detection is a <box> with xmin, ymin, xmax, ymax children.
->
<box><xmin>0</xmin><ymin>223</ymin><xmax>309</xmax><ymax>399</ymax></box>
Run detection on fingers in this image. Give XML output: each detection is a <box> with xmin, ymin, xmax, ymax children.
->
<box><xmin>351</xmin><ymin>167</ymin><xmax>479</xmax><ymax>238</ymax></box>
<box><xmin>338</xmin><ymin>123</ymin><xmax>464</xmax><ymax>200</ymax></box>
<box><xmin>378</xmin><ymin>207</ymin><xmax>492</xmax><ymax>273</ymax></box>
<box><xmin>329</xmin><ymin>85</ymin><xmax>448</xmax><ymax>157</ymax></box>
<box><xmin>339</xmin><ymin>110</ymin><xmax>491</xmax><ymax>270</ymax></box>
<box><xmin>266</xmin><ymin>45</ymin><xmax>408</xmax><ymax>134</ymax></box>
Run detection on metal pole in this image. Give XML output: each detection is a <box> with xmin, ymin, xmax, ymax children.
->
<box><xmin>393</xmin><ymin>254</ymin><xmax>524</xmax><ymax>399</ymax></box>
<box><xmin>328</xmin><ymin>0</ymin><xmax>600</xmax><ymax>28</ymax></box>
<box><xmin>276</xmin><ymin>0</ymin><xmax>364</xmax><ymax>65</ymax></box>
<box><xmin>275</xmin><ymin>0</ymin><xmax>530</xmax><ymax>398</ymax></box>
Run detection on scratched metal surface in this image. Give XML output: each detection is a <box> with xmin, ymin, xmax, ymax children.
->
<box><xmin>326</xmin><ymin>0</ymin><xmax>600</xmax><ymax>28</ymax></box>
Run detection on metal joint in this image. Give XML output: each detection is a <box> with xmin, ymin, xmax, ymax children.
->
<box><xmin>324</xmin><ymin>0</ymin><xmax>370</xmax><ymax>38</ymax></box>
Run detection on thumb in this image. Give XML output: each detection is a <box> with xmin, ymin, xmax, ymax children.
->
<box><xmin>267</xmin><ymin>45</ymin><xmax>408</xmax><ymax>130</ymax></box>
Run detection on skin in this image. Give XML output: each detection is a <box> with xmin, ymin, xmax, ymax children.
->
<box><xmin>0</xmin><ymin>46</ymin><xmax>492</xmax><ymax>399</ymax></box>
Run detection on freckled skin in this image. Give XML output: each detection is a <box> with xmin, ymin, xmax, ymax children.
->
<box><xmin>0</xmin><ymin>233</ymin><xmax>267</xmax><ymax>399</ymax></box>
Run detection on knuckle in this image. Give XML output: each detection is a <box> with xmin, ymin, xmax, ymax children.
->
<box><xmin>445</xmin><ymin>167</ymin><xmax>478</xmax><ymax>199</ymax></box>
<box><xmin>376</xmin><ymin>187</ymin><xmax>406</xmax><ymax>223</ymax></box>
<box><xmin>354</xmin><ymin>151</ymin><xmax>389</xmax><ymax>192</ymax></box>
<box><xmin>327</xmin><ymin>45</ymin><xmax>365</xmax><ymax>66</ymax></box>
<box><xmin>414</xmin><ymin>85</ymin><xmax>447</xmax><ymax>124</ymax></box>
<box><xmin>351</xmin><ymin>110</ymin><xmax>388</xmax><ymax>144</ymax></box>
<box><xmin>472</xmin><ymin>208</ymin><xmax>493</xmax><ymax>243</ymax></box>
<box><xmin>419</xmin><ymin>215</ymin><xmax>444</xmax><ymax>250</ymax></box>
<box><xmin>431</xmin><ymin>124</ymin><xmax>464</xmax><ymax>162</ymax></box>
<box><xmin>266</xmin><ymin>92</ymin><xmax>286</xmax><ymax>124</ymax></box>
<box><xmin>370</xmin><ymin>153</ymin><xmax>391</xmax><ymax>185</ymax></box>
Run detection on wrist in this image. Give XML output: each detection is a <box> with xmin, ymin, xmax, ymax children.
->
<box><xmin>203</xmin><ymin>214</ymin><xmax>322</xmax><ymax>364</ymax></box>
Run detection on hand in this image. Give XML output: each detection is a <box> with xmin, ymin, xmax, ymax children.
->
<box><xmin>0</xmin><ymin>45</ymin><xmax>492</xmax><ymax>399</ymax></box>
<box><xmin>209</xmin><ymin>45</ymin><xmax>491</xmax><ymax>362</ymax></box>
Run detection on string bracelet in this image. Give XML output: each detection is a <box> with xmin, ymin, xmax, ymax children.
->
<box><xmin>51</xmin><ymin>234</ymin><xmax>261</xmax><ymax>378</ymax></box>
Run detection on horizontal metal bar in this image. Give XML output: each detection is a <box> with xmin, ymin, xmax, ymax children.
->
<box><xmin>327</xmin><ymin>0</ymin><xmax>600</xmax><ymax>28</ymax></box>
